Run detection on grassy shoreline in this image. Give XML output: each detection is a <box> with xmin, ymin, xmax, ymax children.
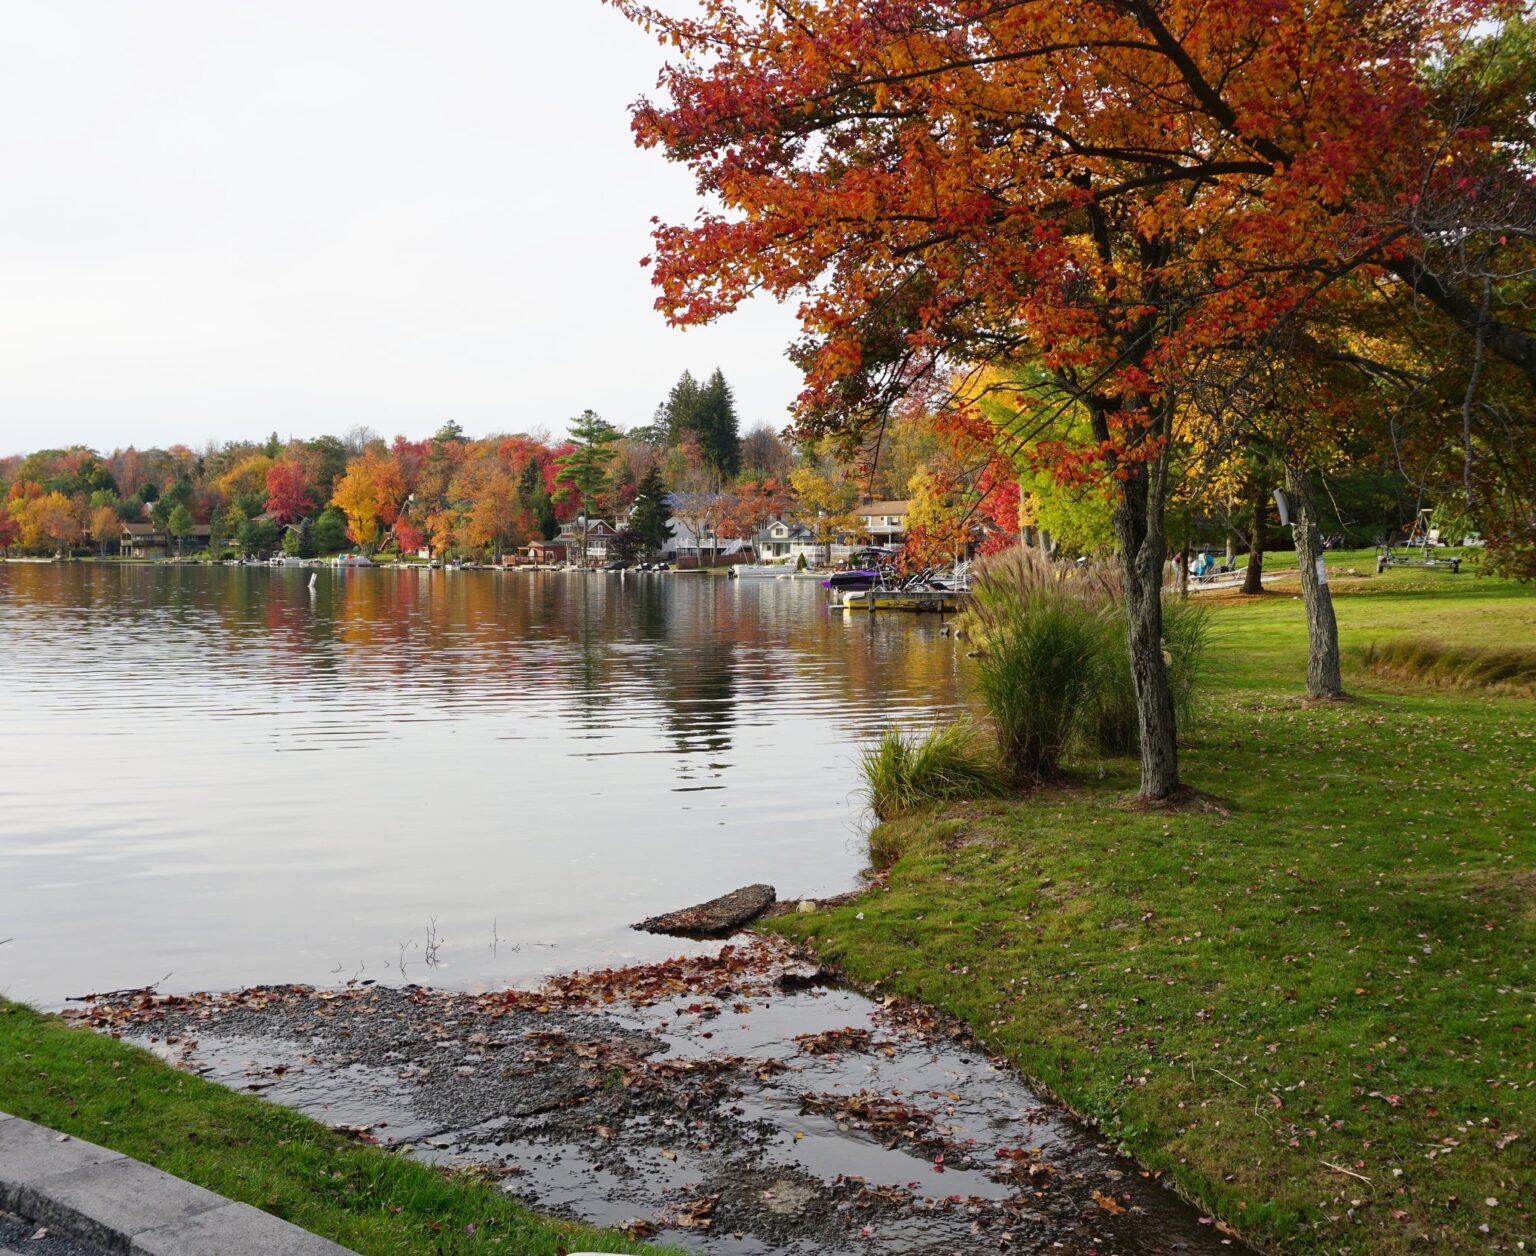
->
<box><xmin>771</xmin><ymin>570</ymin><xmax>1534</xmax><ymax>1254</ymax></box>
<box><xmin>0</xmin><ymin>999</ymin><xmax>673</xmax><ymax>1255</ymax></box>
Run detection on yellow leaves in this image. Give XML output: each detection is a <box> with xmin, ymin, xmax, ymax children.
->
<box><xmin>12</xmin><ymin>491</ymin><xmax>83</xmax><ymax>549</ymax></box>
<box><xmin>330</xmin><ymin>450</ymin><xmax>405</xmax><ymax>548</ymax></box>
<box><xmin>215</xmin><ymin>454</ymin><xmax>273</xmax><ymax>502</ymax></box>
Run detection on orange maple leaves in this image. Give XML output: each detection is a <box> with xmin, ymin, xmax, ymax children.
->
<box><xmin>612</xmin><ymin>0</ymin><xmax>1501</xmax><ymax>474</ymax></box>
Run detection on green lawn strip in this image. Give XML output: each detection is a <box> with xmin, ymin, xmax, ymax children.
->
<box><xmin>0</xmin><ymin>1000</ymin><xmax>677</xmax><ymax>1256</ymax></box>
<box><xmin>771</xmin><ymin>575</ymin><xmax>1535</xmax><ymax>1254</ymax></box>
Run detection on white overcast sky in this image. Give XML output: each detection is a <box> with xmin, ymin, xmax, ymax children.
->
<box><xmin>0</xmin><ymin>1</ymin><xmax>803</xmax><ymax>454</ymax></box>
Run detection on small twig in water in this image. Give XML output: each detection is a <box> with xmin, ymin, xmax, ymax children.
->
<box><xmin>397</xmin><ymin>939</ymin><xmax>418</xmax><ymax>977</ymax></box>
<box><xmin>423</xmin><ymin>918</ymin><xmax>443</xmax><ymax>969</ymax></box>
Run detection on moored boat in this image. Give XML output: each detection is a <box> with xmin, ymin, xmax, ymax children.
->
<box><xmin>728</xmin><ymin>564</ymin><xmax>794</xmax><ymax>578</ymax></box>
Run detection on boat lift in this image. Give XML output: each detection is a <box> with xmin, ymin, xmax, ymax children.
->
<box><xmin>1376</xmin><ymin>509</ymin><xmax>1462</xmax><ymax>574</ymax></box>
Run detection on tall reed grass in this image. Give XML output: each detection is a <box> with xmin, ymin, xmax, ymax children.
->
<box><xmin>967</xmin><ymin>547</ymin><xmax>1208</xmax><ymax>780</ymax></box>
<box><xmin>1361</xmin><ymin>637</ymin><xmax>1536</xmax><ymax>696</ymax></box>
<box><xmin>858</xmin><ymin>721</ymin><xmax>1008</xmax><ymax>820</ymax></box>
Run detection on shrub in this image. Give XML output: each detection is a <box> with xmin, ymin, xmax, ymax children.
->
<box><xmin>970</xmin><ymin>593</ymin><xmax>1102</xmax><ymax>783</ymax></box>
<box><xmin>858</xmin><ymin>721</ymin><xmax>1007</xmax><ymax>820</ymax></box>
<box><xmin>1362</xmin><ymin>637</ymin><xmax>1536</xmax><ymax>696</ymax></box>
<box><xmin>1080</xmin><ymin>600</ymin><xmax>1210</xmax><ymax>756</ymax></box>
<box><xmin>967</xmin><ymin>546</ymin><xmax>1209</xmax><ymax>775</ymax></box>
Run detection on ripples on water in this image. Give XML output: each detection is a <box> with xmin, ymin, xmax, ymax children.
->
<box><xmin>0</xmin><ymin>564</ymin><xmax>967</xmax><ymax>1006</ymax></box>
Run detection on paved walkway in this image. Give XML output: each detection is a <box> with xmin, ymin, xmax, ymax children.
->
<box><xmin>0</xmin><ymin>1113</ymin><xmax>354</xmax><ymax>1255</ymax></box>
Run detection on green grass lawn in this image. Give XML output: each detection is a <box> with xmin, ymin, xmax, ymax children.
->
<box><xmin>772</xmin><ymin>568</ymin><xmax>1535</xmax><ymax>1254</ymax></box>
<box><xmin>0</xmin><ymin>1000</ymin><xmax>674</xmax><ymax>1256</ymax></box>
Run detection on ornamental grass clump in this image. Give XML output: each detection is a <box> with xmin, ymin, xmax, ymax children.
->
<box><xmin>967</xmin><ymin>547</ymin><xmax>1208</xmax><ymax>779</ymax></box>
<box><xmin>858</xmin><ymin>721</ymin><xmax>1007</xmax><ymax>821</ymax></box>
<box><xmin>1362</xmin><ymin>636</ymin><xmax>1536</xmax><ymax>696</ymax></box>
<box><xmin>1080</xmin><ymin>600</ymin><xmax>1210</xmax><ymax>756</ymax></box>
<box><xmin>969</xmin><ymin>588</ymin><xmax>1103</xmax><ymax>784</ymax></box>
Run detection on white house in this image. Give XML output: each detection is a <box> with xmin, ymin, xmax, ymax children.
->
<box><xmin>661</xmin><ymin>516</ymin><xmax>756</xmax><ymax>567</ymax></box>
<box><xmin>755</xmin><ymin>517</ymin><xmax>813</xmax><ymax>560</ymax></box>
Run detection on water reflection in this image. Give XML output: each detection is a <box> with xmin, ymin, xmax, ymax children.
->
<box><xmin>0</xmin><ymin>565</ymin><xmax>966</xmax><ymax>1006</ymax></box>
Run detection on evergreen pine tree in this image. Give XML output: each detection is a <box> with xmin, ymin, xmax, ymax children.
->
<box><xmin>662</xmin><ymin>371</ymin><xmax>701</xmax><ymax>445</ymax></box>
<box><xmin>519</xmin><ymin>455</ymin><xmax>558</xmax><ymax>539</ymax></box>
<box><xmin>554</xmin><ymin>411</ymin><xmax>621</xmax><ymax>563</ymax></box>
<box><xmin>696</xmin><ymin>369</ymin><xmax>741</xmax><ymax>477</ymax></box>
<box><xmin>630</xmin><ymin>467</ymin><xmax>674</xmax><ymax>556</ymax></box>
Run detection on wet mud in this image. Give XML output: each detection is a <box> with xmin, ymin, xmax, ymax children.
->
<box><xmin>72</xmin><ymin>939</ymin><xmax>1243</xmax><ymax>1255</ymax></box>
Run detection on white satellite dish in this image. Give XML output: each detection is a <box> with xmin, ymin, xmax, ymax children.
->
<box><xmin>1273</xmin><ymin>488</ymin><xmax>1291</xmax><ymax>527</ymax></box>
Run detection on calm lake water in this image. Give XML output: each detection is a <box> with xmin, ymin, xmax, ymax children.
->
<box><xmin>0</xmin><ymin>564</ymin><xmax>966</xmax><ymax>1007</ymax></box>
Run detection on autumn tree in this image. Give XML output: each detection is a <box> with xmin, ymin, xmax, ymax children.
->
<box><xmin>611</xmin><ymin>0</ymin><xmax>1517</xmax><ymax>797</ymax></box>
<box><xmin>788</xmin><ymin>458</ymin><xmax>856</xmax><ymax>566</ymax></box>
<box><xmin>741</xmin><ymin>424</ymin><xmax>792</xmax><ymax>479</ymax></box>
<box><xmin>216</xmin><ymin>454</ymin><xmax>273</xmax><ymax>513</ymax></box>
<box><xmin>17</xmin><ymin>491</ymin><xmax>82</xmax><ymax>553</ymax></box>
<box><xmin>166</xmin><ymin>504</ymin><xmax>195</xmax><ymax>557</ymax></box>
<box><xmin>721</xmin><ymin>478</ymin><xmax>792</xmax><ymax>550</ymax></box>
<box><xmin>903</xmin><ymin>466</ymin><xmax>972</xmax><ymax>569</ymax></box>
<box><xmin>331</xmin><ymin>449</ymin><xmax>406</xmax><ymax>552</ymax></box>
<box><xmin>90</xmin><ymin>505</ymin><xmax>120</xmax><ymax>557</ymax></box>
<box><xmin>265</xmin><ymin>458</ymin><xmax>314</xmax><ymax>524</ymax></box>
<box><xmin>459</xmin><ymin>465</ymin><xmax>528</xmax><ymax>561</ymax></box>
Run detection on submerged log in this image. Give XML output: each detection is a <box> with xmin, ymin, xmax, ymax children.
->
<box><xmin>634</xmin><ymin>884</ymin><xmax>777</xmax><ymax>937</ymax></box>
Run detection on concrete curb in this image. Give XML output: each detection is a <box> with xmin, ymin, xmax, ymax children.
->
<box><xmin>0</xmin><ymin>1113</ymin><xmax>355</xmax><ymax>1255</ymax></box>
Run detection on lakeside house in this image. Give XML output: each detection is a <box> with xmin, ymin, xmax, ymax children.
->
<box><xmin>551</xmin><ymin>517</ymin><xmax>618</xmax><ymax>565</ymax></box>
<box><xmin>119</xmin><ymin>521</ymin><xmax>212</xmax><ymax>558</ymax></box>
<box><xmin>853</xmin><ymin>500</ymin><xmax>911</xmax><ymax>548</ymax></box>
<box><xmin>661</xmin><ymin>516</ymin><xmax>754</xmax><ymax>567</ymax></box>
<box><xmin>525</xmin><ymin>537</ymin><xmax>571</xmax><ymax>565</ymax></box>
<box><xmin>752</xmin><ymin>516</ymin><xmax>861</xmax><ymax>566</ymax></box>
<box><xmin>756</xmin><ymin>517</ymin><xmax>813</xmax><ymax>560</ymax></box>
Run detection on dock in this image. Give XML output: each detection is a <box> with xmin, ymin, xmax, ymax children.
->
<box><xmin>839</xmin><ymin>588</ymin><xmax>962</xmax><ymax>612</ymax></box>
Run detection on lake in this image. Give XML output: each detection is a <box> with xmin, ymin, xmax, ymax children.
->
<box><xmin>0</xmin><ymin>564</ymin><xmax>967</xmax><ymax>1007</ymax></box>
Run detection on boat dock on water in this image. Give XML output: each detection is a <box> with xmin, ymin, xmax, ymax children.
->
<box><xmin>839</xmin><ymin>586</ymin><xmax>962</xmax><ymax>612</ymax></box>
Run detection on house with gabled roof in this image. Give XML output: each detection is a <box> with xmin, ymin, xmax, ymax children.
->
<box><xmin>853</xmin><ymin>500</ymin><xmax>911</xmax><ymax>547</ymax></box>
<box><xmin>554</xmin><ymin>517</ymin><xmax>618</xmax><ymax>565</ymax></box>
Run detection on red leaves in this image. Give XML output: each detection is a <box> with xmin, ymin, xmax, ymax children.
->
<box><xmin>264</xmin><ymin>459</ymin><xmax>313</xmax><ymax>525</ymax></box>
<box><xmin>611</xmin><ymin>0</ymin><xmax>1503</xmax><ymax>494</ymax></box>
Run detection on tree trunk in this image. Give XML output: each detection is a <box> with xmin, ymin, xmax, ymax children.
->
<box><xmin>1112</xmin><ymin>454</ymin><xmax>1180</xmax><ymax>800</ymax></box>
<box><xmin>1241</xmin><ymin>487</ymin><xmax>1266</xmax><ymax>594</ymax></box>
<box><xmin>1283</xmin><ymin>461</ymin><xmax>1345</xmax><ymax>700</ymax></box>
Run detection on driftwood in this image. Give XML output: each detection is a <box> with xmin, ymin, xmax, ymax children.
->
<box><xmin>634</xmin><ymin>884</ymin><xmax>777</xmax><ymax>937</ymax></box>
